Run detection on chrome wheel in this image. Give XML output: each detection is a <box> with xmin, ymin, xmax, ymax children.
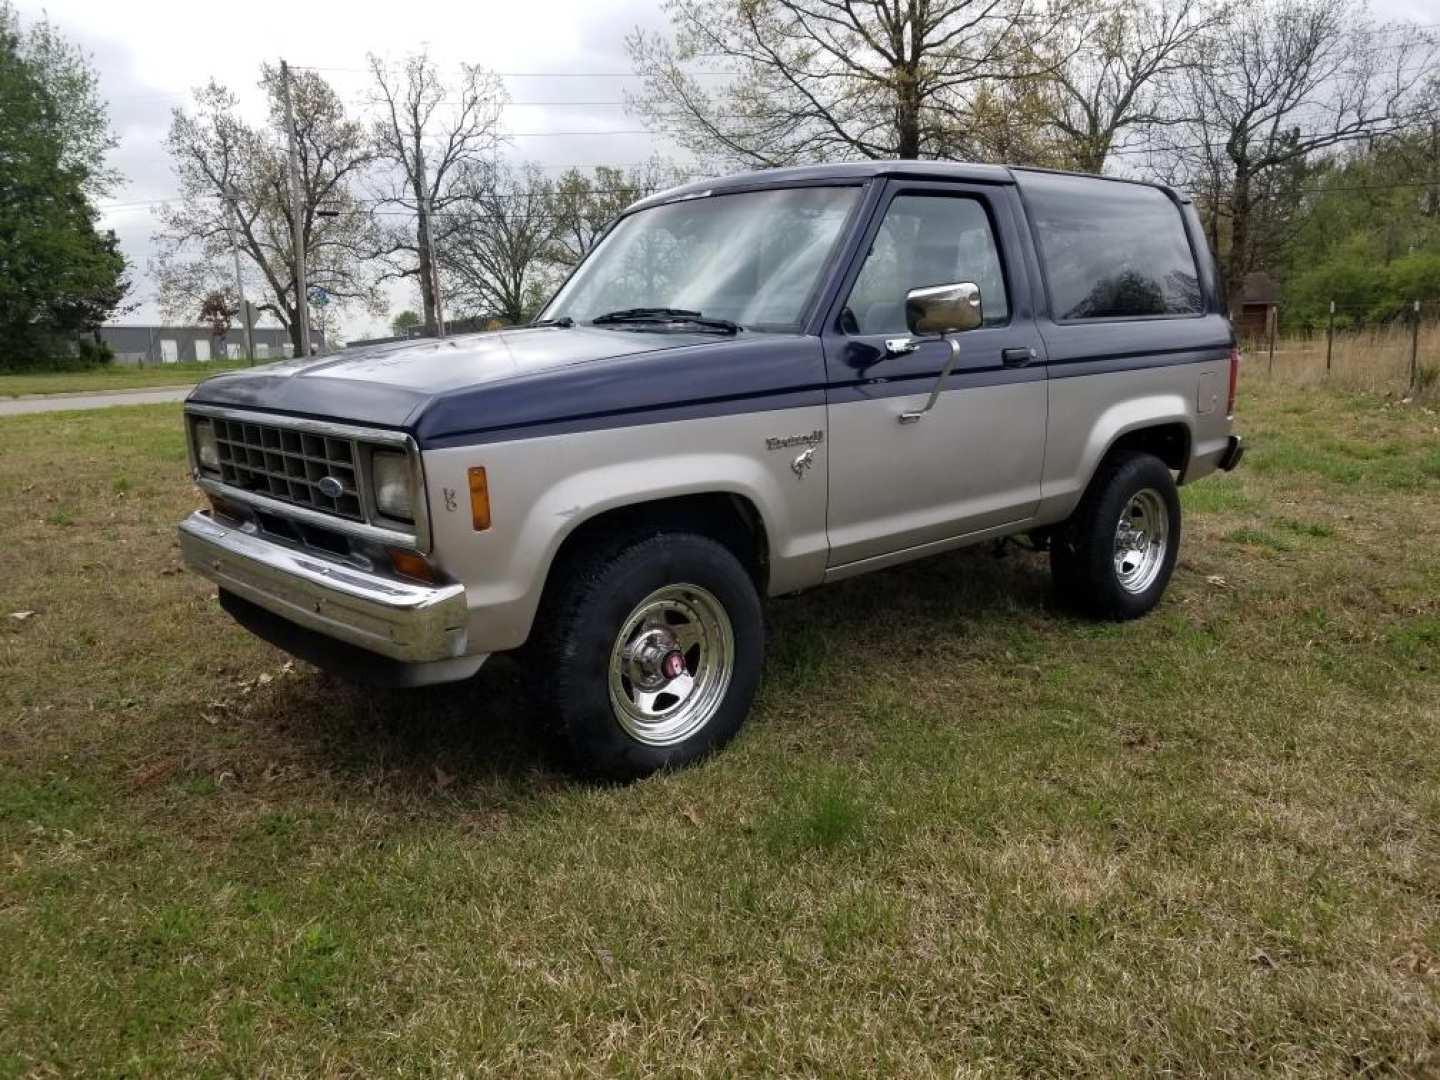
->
<box><xmin>1113</xmin><ymin>488</ymin><xmax>1170</xmax><ymax>594</ymax></box>
<box><xmin>607</xmin><ymin>584</ymin><xmax>734</xmax><ymax>747</ymax></box>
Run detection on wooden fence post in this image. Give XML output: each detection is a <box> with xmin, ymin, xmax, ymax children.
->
<box><xmin>1410</xmin><ymin>299</ymin><xmax>1421</xmax><ymax>392</ymax></box>
<box><xmin>1267</xmin><ymin>306</ymin><xmax>1276</xmax><ymax>377</ymax></box>
<box><xmin>1326</xmin><ymin>300</ymin><xmax>1334</xmax><ymax>375</ymax></box>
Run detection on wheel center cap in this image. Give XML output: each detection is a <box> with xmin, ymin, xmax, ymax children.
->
<box><xmin>660</xmin><ymin>650</ymin><xmax>687</xmax><ymax>680</ymax></box>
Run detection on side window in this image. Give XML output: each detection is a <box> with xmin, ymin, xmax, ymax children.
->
<box><xmin>844</xmin><ymin>195</ymin><xmax>1009</xmax><ymax>335</ymax></box>
<box><xmin>1022</xmin><ymin>175</ymin><xmax>1202</xmax><ymax>320</ymax></box>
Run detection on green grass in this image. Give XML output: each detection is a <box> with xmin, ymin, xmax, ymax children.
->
<box><xmin>2</xmin><ymin>383</ymin><xmax>1440</xmax><ymax>1074</ymax></box>
<box><xmin>0</xmin><ymin>361</ymin><xmax>255</xmax><ymax>397</ymax></box>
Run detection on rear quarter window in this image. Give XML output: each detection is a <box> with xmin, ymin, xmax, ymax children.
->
<box><xmin>1019</xmin><ymin>173</ymin><xmax>1203</xmax><ymax>321</ymax></box>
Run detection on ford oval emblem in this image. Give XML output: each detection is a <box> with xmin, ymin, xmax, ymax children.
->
<box><xmin>316</xmin><ymin>475</ymin><xmax>345</xmax><ymax>498</ymax></box>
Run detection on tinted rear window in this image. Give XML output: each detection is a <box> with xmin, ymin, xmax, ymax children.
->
<box><xmin>1019</xmin><ymin>173</ymin><xmax>1202</xmax><ymax>320</ymax></box>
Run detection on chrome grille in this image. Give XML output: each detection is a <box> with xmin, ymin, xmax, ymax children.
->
<box><xmin>209</xmin><ymin>416</ymin><xmax>363</xmax><ymax>520</ymax></box>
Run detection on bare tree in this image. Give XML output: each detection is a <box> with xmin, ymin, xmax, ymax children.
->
<box><xmin>545</xmin><ymin>158</ymin><xmax>688</xmax><ymax>270</ymax></box>
<box><xmin>1164</xmin><ymin>0</ymin><xmax>1436</xmax><ymax>309</ymax></box>
<box><xmin>366</xmin><ymin>51</ymin><xmax>507</xmax><ymax>335</ymax></box>
<box><xmin>153</xmin><ymin>69</ymin><xmax>384</xmax><ymax>354</ymax></box>
<box><xmin>625</xmin><ymin>0</ymin><xmax>1076</xmax><ymax>168</ymax></box>
<box><xmin>1039</xmin><ymin>0</ymin><xmax>1222</xmax><ymax>172</ymax></box>
<box><xmin>442</xmin><ymin>163</ymin><xmax>560</xmax><ymax>324</ymax></box>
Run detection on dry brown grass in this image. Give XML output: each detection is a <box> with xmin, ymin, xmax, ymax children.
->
<box><xmin>1249</xmin><ymin>321</ymin><xmax>1440</xmax><ymax>397</ymax></box>
<box><xmin>2</xmin><ymin>387</ymin><xmax>1439</xmax><ymax>1075</ymax></box>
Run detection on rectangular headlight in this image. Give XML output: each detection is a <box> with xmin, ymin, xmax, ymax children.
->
<box><xmin>193</xmin><ymin>418</ymin><xmax>220</xmax><ymax>472</ymax></box>
<box><xmin>371</xmin><ymin>450</ymin><xmax>414</xmax><ymax>521</ymax></box>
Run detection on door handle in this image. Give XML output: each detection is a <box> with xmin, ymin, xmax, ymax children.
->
<box><xmin>1002</xmin><ymin>347</ymin><xmax>1036</xmax><ymax>367</ymax></box>
<box><xmin>884</xmin><ymin>337</ymin><xmax>917</xmax><ymax>357</ymax></box>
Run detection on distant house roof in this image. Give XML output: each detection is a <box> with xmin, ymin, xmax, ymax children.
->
<box><xmin>1240</xmin><ymin>271</ymin><xmax>1280</xmax><ymax>305</ymax></box>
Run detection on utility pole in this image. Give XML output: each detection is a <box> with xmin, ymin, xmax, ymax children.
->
<box><xmin>415</xmin><ymin>142</ymin><xmax>446</xmax><ymax>338</ymax></box>
<box><xmin>224</xmin><ymin>188</ymin><xmax>256</xmax><ymax>364</ymax></box>
<box><xmin>280</xmin><ymin>60</ymin><xmax>312</xmax><ymax>358</ymax></box>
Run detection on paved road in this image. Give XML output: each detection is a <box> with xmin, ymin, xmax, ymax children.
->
<box><xmin>0</xmin><ymin>385</ymin><xmax>193</xmax><ymax>416</ymax></box>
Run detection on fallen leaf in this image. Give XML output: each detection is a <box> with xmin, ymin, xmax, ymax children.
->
<box><xmin>130</xmin><ymin>758</ymin><xmax>179</xmax><ymax>791</ymax></box>
<box><xmin>680</xmin><ymin>804</ymin><xmax>702</xmax><ymax>828</ymax></box>
<box><xmin>1205</xmin><ymin>575</ymin><xmax>1231</xmax><ymax>589</ymax></box>
<box><xmin>1249</xmin><ymin>950</ymin><xmax>1276</xmax><ymax>969</ymax></box>
<box><xmin>256</xmin><ymin>672</ymin><xmax>273</xmax><ymax>686</ymax></box>
<box><xmin>7</xmin><ymin>610</ymin><xmax>36</xmax><ymax>621</ymax></box>
<box><xmin>433</xmin><ymin>764</ymin><xmax>456</xmax><ymax>789</ymax></box>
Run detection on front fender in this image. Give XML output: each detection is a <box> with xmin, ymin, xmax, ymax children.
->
<box><xmin>420</xmin><ymin>408</ymin><xmax>829</xmax><ymax>653</ymax></box>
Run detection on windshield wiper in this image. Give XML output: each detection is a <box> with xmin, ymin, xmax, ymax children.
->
<box><xmin>530</xmin><ymin>316</ymin><xmax>573</xmax><ymax>328</ymax></box>
<box><xmin>590</xmin><ymin>307</ymin><xmax>740</xmax><ymax>334</ymax></box>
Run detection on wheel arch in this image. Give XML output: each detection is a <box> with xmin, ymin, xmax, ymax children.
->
<box><xmin>1104</xmin><ymin>420</ymin><xmax>1193</xmax><ymax>477</ymax></box>
<box><xmin>544</xmin><ymin>491</ymin><xmax>772</xmax><ymax>597</ymax></box>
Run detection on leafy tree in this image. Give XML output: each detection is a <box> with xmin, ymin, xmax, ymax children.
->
<box><xmin>391</xmin><ymin>309</ymin><xmax>421</xmax><ymax>336</ymax></box>
<box><xmin>0</xmin><ymin>1</ymin><xmax>115</xmax><ymax>197</ymax></box>
<box><xmin>154</xmin><ymin>67</ymin><xmax>384</xmax><ymax>356</ymax></box>
<box><xmin>1161</xmin><ymin>0</ymin><xmax>1436</xmax><ymax>312</ymax></box>
<box><xmin>0</xmin><ymin>5</ymin><xmax>127</xmax><ymax>366</ymax></box>
<box><xmin>442</xmin><ymin>163</ymin><xmax>560</xmax><ymax>325</ymax></box>
<box><xmin>366</xmin><ymin>51</ymin><xmax>507</xmax><ymax>336</ymax></box>
<box><xmin>625</xmin><ymin>0</ymin><xmax>1077</xmax><ymax>168</ymax></box>
<box><xmin>199</xmin><ymin>291</ymin><xmax>233</xmax><ymax>337</ymax></box>
<box><xmin>544</xmin><ymin>159</ymin><xmax>687</xmax><ymax>270</ymax></box>
<box><xmin>1278</xmin><ymin>132</ymin><xmax>1440</xmax><ymax>326</ymax></box>
<box><xmin>1036</xmin><ymin>0</ymin><xmax>1222</xmax><ymax>172</ymax></box>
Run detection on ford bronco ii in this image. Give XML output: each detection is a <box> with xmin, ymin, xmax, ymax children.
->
<box><xmin>179</xmin><ymin>162</ymin><xmax>1244</xmax><ymax>778</ymax></box>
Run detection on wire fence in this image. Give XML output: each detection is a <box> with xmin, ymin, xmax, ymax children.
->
<box><xmin>1242</xmin><ymin>303</ymin><xmax>1440</xmax><ymax>397</ymax></box>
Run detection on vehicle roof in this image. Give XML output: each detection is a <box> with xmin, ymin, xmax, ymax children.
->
<box><xmin>626</xmin><ymin>160</ymin><xmax>1186</xmax><ymax>214</ymax></box>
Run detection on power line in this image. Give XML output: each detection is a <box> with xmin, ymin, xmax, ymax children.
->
<box><xmin>98</xmin><ymin>174</ymin><xmax>1440</xmax><ymax>217</ymax></box>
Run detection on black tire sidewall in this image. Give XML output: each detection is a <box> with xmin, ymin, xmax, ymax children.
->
<box><xmin>1062</xmin><ymin>453</ymin><xmax>1182</xmax><ymax>620</ymax></box>
<box><xmin>546</xmin><ymin>533</ymin><xmax>763</xmax><ymax>779</ymax></box>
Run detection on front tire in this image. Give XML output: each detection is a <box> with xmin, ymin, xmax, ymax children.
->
<box><xmin>530</xmin><ymin>531</ymin><xmax>764</xmax><ymax>780</ymax></box>
<box><xmin>1050</xmin><ymin>451</ymin><xmax>1181</xmax><ymax>620</ymax></box>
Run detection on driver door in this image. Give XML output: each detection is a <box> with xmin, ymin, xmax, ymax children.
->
<box><xmin>822</xmin><ymin>183</ymin><xmax>1048</xmax><ymax>568</ymax></box>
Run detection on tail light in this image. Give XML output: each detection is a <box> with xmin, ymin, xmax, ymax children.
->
<box><xmin>1226</xmin><ymin>347</ymin><xmax>1239</xmax><ymax>417</ymax></box>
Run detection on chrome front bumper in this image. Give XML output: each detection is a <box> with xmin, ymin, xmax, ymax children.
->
<box><xmin>178</xmin><ymin>511</ymin><xmax>469</xmax><ymax>664</ymax></box>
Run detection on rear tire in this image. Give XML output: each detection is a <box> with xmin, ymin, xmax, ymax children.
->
<box><xmin>1050</xmin><ymin>451</ymin><xmax>1181</xmax><ymax>620</ymax></box>
<box><xmin>529</xmin><ymin>531</ymin><xmax>764</xmax><ymax>780</ymax></box>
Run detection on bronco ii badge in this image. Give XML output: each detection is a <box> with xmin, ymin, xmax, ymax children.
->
<box><xmin>765</xmin><ymin>429</ymin><xmax>824</xmax><ymax>451</ymax></box>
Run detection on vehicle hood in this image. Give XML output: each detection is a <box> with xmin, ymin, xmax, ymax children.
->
<box><xmin>187</xmin><ymin>325</ymin><xmax>823</xmax><ymax>445</ymax></box>
<box><xmin>187</xmin><ymin>326</ymin><xmax>709</xmax><ymax>425</ymax></box>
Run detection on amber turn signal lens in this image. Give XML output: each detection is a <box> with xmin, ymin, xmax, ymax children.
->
<box><xmin>387</xmin><ymin>548</ymin><xmax>436</xmax><ymax>583</ymax></box>
<box><xmin>467</xmin><ymin>466</ymin><xmax>492</xmax><ymax>532</ymax></box>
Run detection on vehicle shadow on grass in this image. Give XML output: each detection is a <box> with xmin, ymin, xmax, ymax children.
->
<box><xmin>235</xmin><ymin>652</ymin><xmax>566</xmax><ymax>799</ymax></box>
<box><xmin>233</xmin><ymin>543</ymin><xmax>1055</xmax><ymax>797</ymax></box>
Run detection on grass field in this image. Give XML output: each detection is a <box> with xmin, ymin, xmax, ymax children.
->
<box><xmin>2</xmin><ymin>378</ymin><xmax>1439</xmax><ymax>1075</ymax></box>
<box><xmin>1251</xmin><ymin>321</ymin><xmax>1440</xmax><ymax>398</ymax></box>
<box><xmin>0</xmin><ymin>361</ymin><xmax>254</xmax><ymax>398</ymax></box>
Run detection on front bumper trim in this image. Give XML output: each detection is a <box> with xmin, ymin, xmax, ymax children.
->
<box><xmin>179</xmin><ymin>510</ymin><xmax>469</xmax><ymax>664</ymax></box>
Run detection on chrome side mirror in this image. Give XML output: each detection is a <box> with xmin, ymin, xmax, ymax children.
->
<box><xmin>905</xmin><ymin>281</ymin><xmax>983</xmax><ymax>336</ymax></box>
<box><xmin>897</xmin><ymin>282</ymin><xmax>983</xmax><ymax>424</ymax></box>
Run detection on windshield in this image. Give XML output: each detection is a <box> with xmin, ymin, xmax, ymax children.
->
<box><xmin>540</xmin><ymin>186</ymin><xmax>860</xmax><ymax>331</ymax></box>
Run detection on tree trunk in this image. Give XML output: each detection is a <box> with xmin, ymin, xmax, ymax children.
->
<box><xmin>412</xmin><ymin>163</ymin><xmax>437</xmax><ymax>335</ymax></box>
<box><xmin>1226</xmin><ymin>166</ymin><xmax>1251</xmax><ymax>318</ymax></box>
<box><xmin>896</xmin><ymin>67</ymin><xmax>920</xmax><ymax>159</ymax></box>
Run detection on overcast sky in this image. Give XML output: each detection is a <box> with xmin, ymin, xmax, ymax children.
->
<box><xmin>15</xmin><ymin>0</ymin><xmax>1439</xmax><ymax>343</ymax></box>
<box><xmin>18</xmin><ymin>0</ymin><xmax>685</xmax><ymax>341</ymax></box>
